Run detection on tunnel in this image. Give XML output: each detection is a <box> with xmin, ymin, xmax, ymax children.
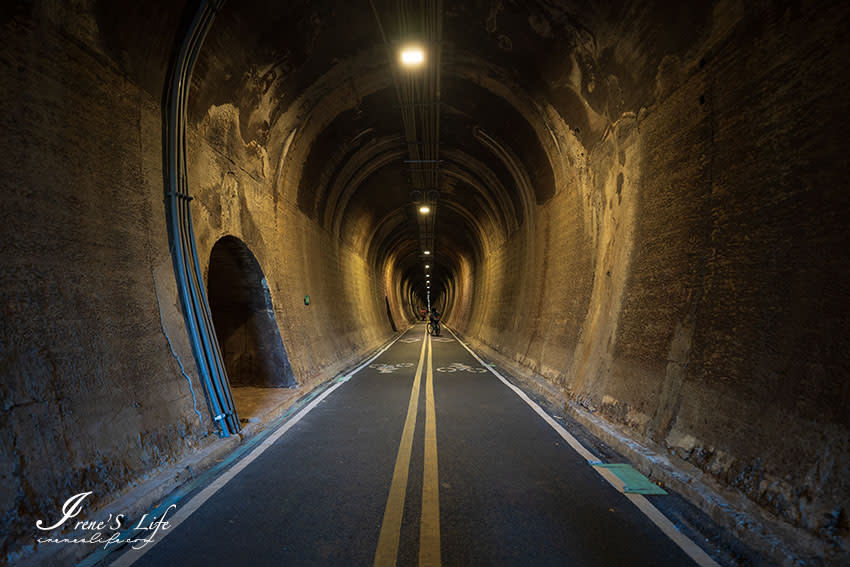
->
<box><xmin>207</xmin><ymin>235</ymin><xmax>296</xmax><ymax>388</ymax></box>
<box><xmin>1</xmin><ymin>0</ymin><xmax>849</xmax><ymax>565</ymax></box>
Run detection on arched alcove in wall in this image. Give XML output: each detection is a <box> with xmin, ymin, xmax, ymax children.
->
<box><xmin>207</xmin><ymin>236</ymin><xmax>297</xmax><ymax>392</ymax></box>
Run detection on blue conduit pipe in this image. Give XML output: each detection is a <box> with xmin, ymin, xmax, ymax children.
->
<box><xmin>163</xmin><ymin>0</ymin><xmax>240</xmax><ymax>436</ymax></box>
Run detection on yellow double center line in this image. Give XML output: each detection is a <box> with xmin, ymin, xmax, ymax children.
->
<box><xmin>374</xmin><ymin>330</ymin><xmax>441</xmax><ymax>566</ymax></box>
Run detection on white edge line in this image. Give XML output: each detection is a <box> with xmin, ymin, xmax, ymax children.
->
<box><xmin>111</xmin><ymin>332</ymin><xmax>405</xmax><ymax>567</ymax></box>
<box><xmin>445</xmin><ymin>327</ymin><xmax>596</xmax><ymax>462</ymax></box>
<box><xmin>625</xmin><ymin>493</ymin><xmax>720</xmax><ymax>567</ymax></box>
<box><xmin>446</xmin><ymin>327</ymin><xmax>720</xmax><ymax>567</ymax></box>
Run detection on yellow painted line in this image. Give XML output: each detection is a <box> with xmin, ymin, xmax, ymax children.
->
<box><xmin>419</xmin><ymin>333</ymin><xmax>441</xmax><ymax>566</ymax></box>
<box><xmin>110</xmin><ymin>332</ymin><xmax>408</xmax><ymax>567</ymax></box>
<box><xmin>374</xmin><ymin>330</ymin><xmax>428</xmax><ymax>567</ymax></box>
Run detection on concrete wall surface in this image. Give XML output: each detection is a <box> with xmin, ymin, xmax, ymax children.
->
<box><xmin>0</xmin><ymin>1</ymin><xmax>218</xmax><ymax>562</ymax></box>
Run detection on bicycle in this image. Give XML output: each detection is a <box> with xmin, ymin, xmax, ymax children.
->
<box><xmin>427</xmin><ymin>320</ymin><xmax>441</xmax><ymax>336</ymax></box>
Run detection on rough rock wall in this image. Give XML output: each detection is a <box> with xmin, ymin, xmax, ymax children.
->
<box><xmin>0</xmin><ymin>1</ymin><xmax>219</xmax><ymax>561</ymax></box>
<box><xmin>609</xmin><ymin>2</ymin><xmax>850</xmax><ymax>544</ymax></box>
<box><xmin>187</xmin><ymin>103</ymin><xmax>397</xmax><ymax>390</ymax></box>
<box><xmin>461</xmin><ymin>184</ymin><xmax>596</xmax><ymax>383</ymax></box>
<box><xmin>1</xmin><ymin>2</ymin><xmax>401</xmax><ymax>560</ymax></box>
<box><xmin>455</xmin><ymin>0</ymin><xmax>850</xmax><ymax>556</ymax></box>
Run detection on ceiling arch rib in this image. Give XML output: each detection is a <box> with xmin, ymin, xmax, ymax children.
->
<box><xmin>272</xmin><ymin>63</ymin><xmax>395</xmax><ymax>208</ymax></box>
<box><xmin>276</xmin><ymin>65</ymin><xmax>561</xmax><ymax>274</ymax></box>
<box><xmin>433</xmin><ymin>200</ymin><xmax>490</xmax><ymax>263</ymax></box>
<box><xmin>371</xmin><ymin>202</ymin><xmax>487</xmax><ymax>291</ymax></box>
<box><xmin>472</xmin><ymin>126</ymin><xmax>536</xmax><ymax>222</ymax></box>
<box><xmin>440</xmin><ymin>151</ymin><xmax>520</xmax><ymax>237</ymax></box>
<box><xmin>191</xmin><ymin>1</ymin><xmax>576</xmax><ymax>329</ymax></box>
<box><xmin>443</xmin><ymin>58</ymin><xmax>566</xmax><ymax>201</ymax></box>
<box><xmin>326</xmin><ymin>140</ymin><xmax>408</xmax><ymax>235</ymax></box>
<box><xmin>366</xmin><ymin>207</ymin><xmax>415</xmax><ymax>268</ymax></box>
<box><xmin>297</xmin><ymin>124</ymin><xmax>377</xmax><ymax>218</ymax></box>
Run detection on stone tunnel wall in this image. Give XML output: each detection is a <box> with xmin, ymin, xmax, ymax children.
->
<box><xmin>186</xmin><ymin>103</ymin><xmax>398</xmax><ymax>387</ymax></box>
<box><xmin>0</xmin><ymin>2</ymin><xmax>222</xmax><ymax>561</ymax></box>
<box><xmin>1</xmin><ymin>2</ymin><xmax>400</xmax><ymax>561</ymax></box>
<box><xmin>452</xmin><ymin>2</ymin><xmax>850</xmax><ymax>556</ymax></box>
<box><xmin>2</xmin><ymin>0</ymin><xmax>849</xmax><ymax>564</ymax></box>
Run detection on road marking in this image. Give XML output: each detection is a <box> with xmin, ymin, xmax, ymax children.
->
<box><xmin>436</xmin><ymin>362</ymin><xmax>487</xmax><ymax>373</ymax></box>
<box><xmin>419</xmin><ymin>333</ymin><xmax>441</xmax><ymax>566</ymax></box>
<box><xmin>369</xmin><ymin>362</ymin><xmax>415</xmax><ymax>373</ymax></box>
<box><xmin>446</xmin><ymin>327</ymin><xmax>596</xmax><ymax>462</ymax></box>
<box><xmin>446</xmin><ymin>327</ymin><xmax>720</xmax><ymax>567</ymax></box>
<box><xmin>374</xmin><ymin>331</ymin><xmax>428</xmax><ymax>566</ymax></box>
<box><xmin>108</xmin><ymin>333</ymin><xmax>405</xmax><ymax>567</ymax></box>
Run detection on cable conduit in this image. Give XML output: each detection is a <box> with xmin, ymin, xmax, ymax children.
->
<box><xmin>163</xmin><ymin>0</ymin><xmax>239</xmax><ymax>436</ymax></box>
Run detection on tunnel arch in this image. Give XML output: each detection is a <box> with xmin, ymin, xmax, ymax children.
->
<box><xmin>182</xmin><ymin>0</ymin><xmax>599</xmax><ymax>363</ymax></box>
<box><xmin>2</xmin><ymin>2</ymin><xmax>846</xmax><ymax>564</ymax></box>
<box><xmin>207</xmin><ymin>236</ymin><xmax>297</xmax><ymax>390</ymax></box>
<box><xmin>175</xmin><ymin>5</ymin><xmax>850</xmax><ymax>561</ymax></box>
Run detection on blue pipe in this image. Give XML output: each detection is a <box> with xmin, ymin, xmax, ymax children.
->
<box><xmin>163</xmin><ymin>0</ymin><xmax>238</xmax><ymax>436</ymax></box>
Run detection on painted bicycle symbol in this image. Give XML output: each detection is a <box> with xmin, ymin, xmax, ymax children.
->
<box><xmin>431</xmin><ymin>337</ymin><xmax>454</xmax><ymax>343</ymax></box>
<box><xmin>436</xmin><ymin>362</ymin><xmax>486</xmax><ymax>373</ymax></box>
<box><xmin>369</xmin><ymin>362</ymin><xmax>414</xmax><ymax>374</ymax></box>
<box><xmin>399</xmin><ymin>337</ymin><xmax>422</xmax><ymax>343</ymax></box>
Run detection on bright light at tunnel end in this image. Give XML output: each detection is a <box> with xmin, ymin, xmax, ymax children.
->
<box><xmin>423</xmin><ymin>250</ymin><xmax>430</xmax><ymax>255</ymax></box>
<box><xmin>399</xmin><ymin>46</ymin><xmax>425</xmax><ymax>67</ymax></box>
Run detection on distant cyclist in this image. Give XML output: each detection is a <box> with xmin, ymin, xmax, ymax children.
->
<box><xmin>429</xmin><ymin>308</ymin><xmax>441</xmax><ymax>336</ymax></box>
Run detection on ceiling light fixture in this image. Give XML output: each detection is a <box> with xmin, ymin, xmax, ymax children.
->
<box><xmin>400</xmin><ymin>46</ymin><xmax>425</xmax><ymax>67</ymax></box>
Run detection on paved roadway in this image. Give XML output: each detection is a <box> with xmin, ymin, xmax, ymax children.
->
<box><xmin>112</xmin><ymin>323</ymin><xmax>702</xmax><ymax>566</ymax></box>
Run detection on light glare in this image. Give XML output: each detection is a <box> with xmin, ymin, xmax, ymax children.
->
<box><xmin>419</xmin><ymin>205</ymin><xmax>431</xmax><ymax>214</ymax></box>
<box><xmin>400</xmin><ymin>47</ymin><xmax>425</xmax><ymax>66</ymax></box>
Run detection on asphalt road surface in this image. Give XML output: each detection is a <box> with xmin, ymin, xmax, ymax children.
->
<box><xmin>111</xmin><ymin>323</ymin><xmax>701</xmax><ymax>566</ymax></box>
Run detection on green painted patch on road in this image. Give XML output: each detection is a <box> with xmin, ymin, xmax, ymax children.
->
<box><xmin>592</xmin><ymin>463</ymin><xmax>667</xmax><ymax>495</ymax></box>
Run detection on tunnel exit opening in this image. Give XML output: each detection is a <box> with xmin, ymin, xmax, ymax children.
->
<box><xmin>207</xmin><ymin>237</ymin><xmax>297</xmax><ymax>422</ymax></box>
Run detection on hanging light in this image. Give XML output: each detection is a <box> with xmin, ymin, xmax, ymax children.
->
<box><xmin>400</xmin><ymin>46</ymin><xmax>425</xmax><ymax>67</ymax></box>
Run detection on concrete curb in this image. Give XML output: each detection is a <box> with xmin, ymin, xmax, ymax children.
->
<box><xmin>562</xmin><ymin>402</ymin><xmax>836</xmax><ymax>567</ymax></box>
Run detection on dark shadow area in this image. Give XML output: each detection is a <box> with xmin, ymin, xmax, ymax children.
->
<box><xmin>385</xmin><ymin>296</ymin><xmax>397</xmax><ymax>332</ymax></box>
<box><xmin>208</xmin><ymin>236</ymin><xmax>296</xmax><ymax>388</ymax></box>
